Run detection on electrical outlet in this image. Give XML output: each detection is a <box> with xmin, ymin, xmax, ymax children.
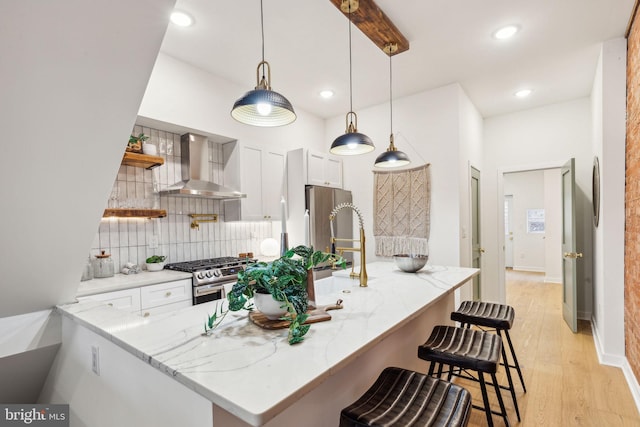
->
<box><xmin>149</xmin><ymin>235</ymin><xmax>159</xmax><ymax>249</ymax></box>
<box><xmin>91</xmin><ymin>345</ymin><xmax>100</xmax><ymax>375</ymax></box>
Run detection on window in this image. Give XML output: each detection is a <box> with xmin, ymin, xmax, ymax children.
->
<box><xmin>526</xmin><ymin>209</ymin><xmax>545</xmax><ymax>233</ymax></box>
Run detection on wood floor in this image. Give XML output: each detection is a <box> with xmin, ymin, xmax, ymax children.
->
<box><xmin>457</xmin><ymin>270</ymin><xmax>640</xmax><ymax>427</ymax></box>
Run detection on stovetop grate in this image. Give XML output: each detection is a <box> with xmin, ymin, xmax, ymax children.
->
<box><xmin>164</xmin><ymin>257</ymin><xmax>253</xmax><ymax>272</ymax></box>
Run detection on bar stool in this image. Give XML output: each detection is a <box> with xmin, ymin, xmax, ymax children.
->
<box><xmin>418</xmin><ymin>325</ymin><xmax>510</xmax><ymax>427</ymax></box>
<box><xmin>340</xmin><ymin>367</ymin><xmax>472</xmax><ymax>427</ymax></box>
<box><xmin>451</xmin><ymin>301</ymin><xmax>526</xmax><ymax>422</ymax></box>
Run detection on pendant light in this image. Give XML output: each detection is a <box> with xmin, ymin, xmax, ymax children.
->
<box><xmin>231</xmin><ymin>0</ymin><xmax>296</xmax><ymax>127</ymax></box>
<box><xmin>330</xmin><ymin>0</ymin><xmax>375</xmax><ymax>155</ymax></box>
<box><xmin>374</xmin><ymin>43</ymin><xmax>410</xmax><ymax>168</ymax></box>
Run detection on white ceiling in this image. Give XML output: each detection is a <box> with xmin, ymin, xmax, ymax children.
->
<box><xmin>159</xmin><ymin>0</ymin><xmax>634</xmax><ymax>119</ymax></box>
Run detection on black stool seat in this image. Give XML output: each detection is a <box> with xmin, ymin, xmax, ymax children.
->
<box><xmin>340</xmin><ymin>367</ymin><xmax>472</xmax><ymax>427</ymax></box>
<box><xmin>451</xmin><ymin>301</ymin><xmax>514</xmax><ymax>330</ymax></box>
<box><xmin>451</xmin><ymin>300</ymin><xmax>526</xmax><ymax>423</ymax></box>
<box><xmin>418</xmin><ymin>325</ymin><xmax>502</xmax><ymax>373</ymax></box>
<box><xmin>418</xmin><ymin>326</ymin><xmax>510</xmax><ymax>427</ymax></box>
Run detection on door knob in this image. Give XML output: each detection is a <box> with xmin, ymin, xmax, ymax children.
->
<box><xmin>563</xmin><ymin>252</ymin><xmax>583</xmax><ymax>259</ymax></box>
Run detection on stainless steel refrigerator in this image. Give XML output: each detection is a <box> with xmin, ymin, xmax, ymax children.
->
<box><xmin>305</xmin><ymin>185</ymin><xmax>353</xmax><ymax>269</ymax></box>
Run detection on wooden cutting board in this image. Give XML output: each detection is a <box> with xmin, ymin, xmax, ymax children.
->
<box><xmin>249</xmin><ymin>299</ymin><xmax>343</xmax><ymax>330</ymax></box>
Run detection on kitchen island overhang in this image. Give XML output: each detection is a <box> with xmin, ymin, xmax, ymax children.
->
<box><xmin>54</xmin><ymin>262</ymin><xmax>479</xmax><ymax>427</ymax></box>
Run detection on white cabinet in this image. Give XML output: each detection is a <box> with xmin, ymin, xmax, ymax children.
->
<box><xmin>78</xmin><ymin>288</ymin><xmax>141</xmax><ymax>314</ymax></box>
<box><xmin>79</xmin><ymin>279</ymin><xmax>192</xmax><ymax>317</ymax></box>
<box><xmin>223</xmin><ymin>141</ymin><xmax>286</xmax><ymax>221</ymax></box>
<box><xmin>307</xmin><ymin>150</ymin><xmax>343</xmax><ymax>188</ymax></box>
<box><xmin>140</xmin><ymin>279</ymin><xmax>191</xmax><ymax>317</ymax></box>
<box><xmin>287</xmin><ymin>148</ymin><xmax>343</xmax><ymax>189</ymax></box>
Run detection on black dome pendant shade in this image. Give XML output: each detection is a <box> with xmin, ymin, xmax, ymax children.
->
<box><xmin>330</xmin><ymin>0</ymin><xmax>374</xmax><ymax>155</ymax></box>
<box><xmin>374</xmin><ymin>134</ymin><xmax>410</xmax><ymax>167</ymax></box>
<box><xmin>231</xmin><ymin>61</ymin><xmax>296</xmax><ymax>127</ymax></box>
<box><xmin>230</xmin><ymin>0</ymin><xmax>296</xmax><ymax>127</ymax></box>
<box><xmin>374</xmin><ymin>43</ymin><xmax>410</xmax><ymax>168</ymax></box>
<box><xmin>331</xmin><ymin>112</ymin><xmax>375</xmax><ymax>155</ymax></box>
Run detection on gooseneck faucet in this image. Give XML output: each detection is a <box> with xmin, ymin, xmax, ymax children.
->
<box><xmin>330</xmin><ymin>203</ymin><xmax>367</xmax><ymax>287</ymax></box>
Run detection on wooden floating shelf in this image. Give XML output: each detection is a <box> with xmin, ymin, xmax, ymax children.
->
<box><xmin>121</xmin><ymin>152</ymin><xmax>164</xmax><ymax>170</ymax></box>
<box><xmin>103</xmin><ymin>208</ymin><xmax>167</xmax><ymax>219</ymax></box>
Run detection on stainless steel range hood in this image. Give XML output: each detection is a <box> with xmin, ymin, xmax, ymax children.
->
<box><xmin>160</xmin><ymin>133</ymin><xmax>246</xmax><ymax>199</ymax></box>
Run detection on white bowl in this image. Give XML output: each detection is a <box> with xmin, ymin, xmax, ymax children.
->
<box><xmin>393</xmin><ymin>254</ymin><xmax>428</xmax><ymax>272</ymax></box>
<box><xmin>146</xmin><ymin>262</ymin><xmax>165</xmax><ymax>272</ymax></box>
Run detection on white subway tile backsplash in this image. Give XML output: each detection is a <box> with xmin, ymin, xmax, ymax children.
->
<box><xmin>90</xmin><ymin>126</ymin><xmax>275</xmax><ymax>272</ymax></box>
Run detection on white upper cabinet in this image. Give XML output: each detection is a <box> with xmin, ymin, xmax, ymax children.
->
<box><xmin>223</xmin><ymin>141</ymin><xmax>286</xmax><ymax>221</ymax></box>
<box><xmin>291</xmin><ymin>149</ymin><xmax>343</xmax><ymax>189</ymax></box>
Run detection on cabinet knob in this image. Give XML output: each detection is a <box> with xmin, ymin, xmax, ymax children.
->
<box><xmin>165</xmin><ymin>291</ymin><xmax>172</xmax><ymax>297</ymax></box>
<box><xmin>143</xmin><ymin>312</ymin><xmax>150</xmax><ymax>317</ymax></box>
<box><xmin>107</xmin><ymin>303</ymin><xmax>113</xmax><ymax>307</ymax></box>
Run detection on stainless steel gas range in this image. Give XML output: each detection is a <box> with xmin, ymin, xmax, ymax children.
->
<box><xmin>164</xmin><ymin>257</ymin><xmax>253</xmax><ymax>305</ymax></box>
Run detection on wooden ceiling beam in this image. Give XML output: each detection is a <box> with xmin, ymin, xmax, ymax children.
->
<box><xmin>329</xmin><ymin>0</ymin><xmax>410</xmax><ymax>55</ymax></box>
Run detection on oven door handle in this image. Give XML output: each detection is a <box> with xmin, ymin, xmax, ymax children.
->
<box><xmin>194</xmin><ymin>283</ymin><xmax>230</xmax><ymax>297</ymax></box>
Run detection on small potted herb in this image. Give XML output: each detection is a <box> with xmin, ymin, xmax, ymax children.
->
<box><xmin>145</xmin><ymin>255</ymin><xmax>166</xmax><ymax>272</ymax></box>
<box><xmin>127</xmin><ymin>133</ymin><xmax>149</xmax><ymax>153</ymax></box>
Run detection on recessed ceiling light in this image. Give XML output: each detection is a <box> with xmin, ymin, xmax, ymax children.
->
<box><xmin>493</xmin><ymin>25</ymin><xmax>519</xmax><ymax>40</ymax></box>
<box><xmin>514</xmin><ymin>89</ymin><xmax>532</xmax><ymax>98</ymax></box>
<box><xmin>170</xmin><ymin>11</ymin><xmax>194</xmax><ymax>27</ymax></box>
<box><xmin>320</xmin><ymin>90</ymin><xmax>334</xmax><ymax>99</ymax></box>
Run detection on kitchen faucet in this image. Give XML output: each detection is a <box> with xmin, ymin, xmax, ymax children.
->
<box><xmin>329</xmin><ymin>203</ymin><xmax>368</xmax><ymax>287</ymax></box>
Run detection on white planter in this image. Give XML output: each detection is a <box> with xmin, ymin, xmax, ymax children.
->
<box><xmin>253</xmin><ymin>292</ymin><xmax>287</xmax><ymax>320</ymax></box>
<box><xmin>146</xmin><ymin>262</ymin><xmax>165</xmax><ymax>272</ymax></box>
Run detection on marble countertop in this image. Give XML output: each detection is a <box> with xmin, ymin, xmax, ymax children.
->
<box><xmin>76</xmin><ymin>270</ymin><xmax>192</xmax><ymax>297</ymax></box>
<box><xmin>58</xmin><ymin>261</ymin><xmax>478</xmax><ymax>426</ymax></box>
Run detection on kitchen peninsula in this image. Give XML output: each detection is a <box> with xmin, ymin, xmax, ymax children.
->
<box><xmin>45</xmin><ymin>262</ymin><xmax>478</xmax><ymax>427</ymax></box>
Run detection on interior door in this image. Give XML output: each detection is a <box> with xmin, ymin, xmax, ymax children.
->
<box><xmin>504</xmin><ymin>195</ymin><xmax>514</xmax><ymax>268</ymax></box>
<box><xmin>471</xmin><ymin>167</ymin><xmax>482</xmax><ymax>300</ymax></box>
<box><xmin>561</xmin><ymin>158</ymin><xmax>580</xmax><ymax>333</ymax></box>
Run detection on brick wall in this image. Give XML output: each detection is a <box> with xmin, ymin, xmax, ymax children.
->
<box><xmin>626</xmin><ymin>4</ymin><xmax>640</xmax><ymax>381</ymax></box>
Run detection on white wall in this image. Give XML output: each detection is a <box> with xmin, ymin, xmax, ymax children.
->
<box><xmin>0</xmin><ymin>0</ymin><xmax>175</xmax><ymax>401</ymax></box>
<box><xmin>325</xmin><ymin>83</ymin><xmax>478</xmax><ymax>269</ymax></box>
<box><xmin>504</xmin><ymin>170</ymin><xmax>546</xmax><ymax>272</ymax></box>
<box><xmin>502</xmin><ymin>169</ymin><xmax>562</xmax><ymax>280</ymax></box>
<box><xmin>591</xmin><ymin>38</ymin><xmax>626</xmax><ymax>362</ymax></box>
<box><xmin>483</xmin><ymin>98</ymin><xmax>593</xmax><ymax>307</ymax></box>
<box><xmin>544</xmin><ymin>169</ymin><xmax>563</xmax><ymax>283</ymax></box>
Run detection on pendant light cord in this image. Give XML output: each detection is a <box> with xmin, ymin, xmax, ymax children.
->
<box><xmin>260</xmin><ymin>0</ymin><xmax>266</xmax><ymax>79</ymax></box>
<box><xmin>389</xmin><ymin>51</ymin><xmax>393</xmax><ymax>135</ymax></box>
<box><xmin>348</xmin><ymin>2</ymin><xmax>353</xmax><ymax>113</ymax></box>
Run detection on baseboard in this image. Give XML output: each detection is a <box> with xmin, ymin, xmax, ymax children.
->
<box><xmin>578</xmin><ymin>310</ymin><xmax>592</xmax><ymax>321</ymax></box>
<box><xmin>544</xmin><ymin>276</ymin><xmax>562</xmax><ymax>284</ymax></box>
<box><xmin>512</xmin><ymin>266</ymin><xmax>545</xmax><ymax>273</ymax></box>
<box><xmin>590</xmin><ymin>317</ymin><xmax>640</xmax><ymax>413</ymax></box>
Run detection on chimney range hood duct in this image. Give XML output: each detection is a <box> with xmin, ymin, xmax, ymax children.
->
<box><xmin>160</xmin><ymin>133</ymin><xmax>246</xmax><ymax>199</ymax></box>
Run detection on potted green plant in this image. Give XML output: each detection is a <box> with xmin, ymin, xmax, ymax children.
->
<box><xmin>127</xmin><ymin>133</ymin><xmax>149</xmax><ymax>153</ymax></box>
<box><xmin>145</xmin><ymin>255</ymin><xmax>166</xmax><ymax>272</ymax></box>
<box><xmin>225</xmin><ymin>245</ymin><xmax>345</xmax><ymax>344</ymax></box>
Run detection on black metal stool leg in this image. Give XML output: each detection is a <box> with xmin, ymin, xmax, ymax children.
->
<box><xmin>498</xmin><ymin>330</ymin><xmax>521</xmax><ymax>421</ymax></box>
<box><xmin>478</xmin><ymin>372</ymin><xmax>495</xmax><ymax>427</ymax></box>
<box><xmin>491</xmin><ymin>372</ymin><xmax>511</xmax><ymax>427</ymax></box>
<box><xmin>505</xmin><ymin>329</ymin><xmax>527</xmax><ymax>392</ymax></box>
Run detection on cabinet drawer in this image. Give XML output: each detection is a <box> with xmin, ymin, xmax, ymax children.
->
<box><xmin>141</xmin><ymin>300</ymin><xmax>193</xmax><ymax>318</ymax></box>
<box><xmin>141</xmin><ymin>279</ymin><xmax>191</xmax><ymax>309</ymax></box>
<box><xmin>79</xmin><ymin>288</ymin><xmax>141</xmax><ymax>314</ymax></box>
